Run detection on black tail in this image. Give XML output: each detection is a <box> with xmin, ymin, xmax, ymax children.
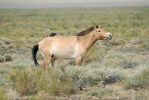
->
<box><xmin>32</xmin><ymin>44</ymin><xmax>39</xmax><ymax>66</ymax></box>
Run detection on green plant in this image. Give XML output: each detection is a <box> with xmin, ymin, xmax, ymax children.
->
<box><xmin>0</xmin><ymin>55</ymin><xmax>4</xmax><ymax>63</ymax></box>
<box><xmin>9</xmin><ymin>67</ymin><xmax>74</xmax><ymax>96</ymax></box>
<box><xmin>84</xmin><ymin>87</ymin><xmax>113</xmax><ymax>98</ymax></box>
<box><xmin>87</xmin><ymin>76</ymin><xmax>98</xmax><ymax>86</ymax></box>
<box><xmin>123</xmin><ymin>68</ymin><xmax>149</xmax><ymax>89</ymax></box>
<box><xmin>36</xmin><ymin>68</ymin><xmax>74</xmax><ymax>96</ymax></box>
<box><xmin>117</xmin><ymin>60</ymin><xmax>139</xmax><ymax>69</ymax></box>
<box><xmin>4</xmin><ymin>54</ymin><xmax>12</xmax><ymax>61</ymax></box>
<box><xmin>0</xmin><ymin>87</ymin><xmax>6</xmax><ymax>100</ymax></box>
<box><xmin>9</xmin><ymin>68</ymin><xmax>37</xmax><ymax>96</ymax></box>
<box><xmin>85</xmin><ymin>46</ymin><xmax>99</xmax><ymax>63</ymax></box>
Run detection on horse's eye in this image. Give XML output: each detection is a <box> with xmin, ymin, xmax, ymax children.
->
<box><xmin>98</xmin><ymin>31</ymin><xmax>101</xmax><ymax>32</ymax></box>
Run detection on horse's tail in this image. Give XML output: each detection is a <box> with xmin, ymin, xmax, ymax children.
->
<box><xmin>32</xmin><ymin>44</ymin><xmax>39</xmax><ymax>66</ymax></box>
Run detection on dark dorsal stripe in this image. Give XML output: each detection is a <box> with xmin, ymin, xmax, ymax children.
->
<box><xmin>76</xmin><ymin>26</ymin><xmax>94</xmax><ymax>36</ymax></box>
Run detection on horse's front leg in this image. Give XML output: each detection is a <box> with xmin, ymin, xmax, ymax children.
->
<box><xmin>75</xmin><ymin>56</ymin><xmax>82</xmax><ymax>66</ymax></box>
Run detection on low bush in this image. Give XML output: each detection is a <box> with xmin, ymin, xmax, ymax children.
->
<box><xmin>8</xmin><ymin>67</ymin><xmax>74</xmax><ymax>96</ymax></box>
<box><xmin>84</xmin><ymin>87</ymin><xmax>113</xmax><ymax>98</ymax></box>
<box><xmin>87</xmin><ymin>76</ymin><xmax>98</xmax><ymax>86</ymax></box>
<box><xmin>130</xmin><ymin>37</ymin><xmax>142</xmax><ymax>45</ymax></box>
<box><xmin>0</xmin><ymin>41</ymin><xmax>5</xmax><ymax>46</ymax></box>
<box><xmin>85</xmin><ymin>46</ymin><xmax>99</xmax><ymax>63</ymax></box>
<box><xmin>123</xmin><ymin>68</ymin><xmax>149</xmax><ymax>90</ymax></box>
<box><xmin>36</xmin><ymin>68</ymin><xmax>74</xmax><ymax>96</ymax></box>
<box><xmin>139</xmin><ymin>88</ymin><xmax>149</xmax><ymax>100</ymax></box>
<box><xmin>110</xmin><ymin>38</ymin><xmax>126</xmax><ymax>46</ymax></box>
<box><xmin>0</xmin><ymin>37</ymin><xmax>13</xmax><ymax>45</ymax></box>
<box><xmin>117</xmin><ymin>60</ymin><xmax>139</xmax><ymax>69</ymax></box>
<box><xmin>0</xmin><ymin>55</ymin><xmax>4</xmax><ymax>63</ymax></box>
<box><xmin>4</xmin><ymin>54</ymin><xmax>12</xmax><ymax>61</ymax></box>
<box><xmin>103</xmin><ymin>71</ymin><xmax>122</xmax><ymax>84</ymax></box>
<box><xmin>9</xmin><ymin>68</ymin><xmax>37</xmax><ymax>96</ymax></box>
<box><xmin>0</xmin><ymin>87</ymin><xmax>6</xmax><ymax>100</ymax></box>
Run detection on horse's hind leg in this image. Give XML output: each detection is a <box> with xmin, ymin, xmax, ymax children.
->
<box><xmin>43</xmin><ymin>56</ymin><xmax>51</xmax><ymax>69</ymax></box>
<box><xmin>43</xmin><ymin>55</ymin><xmax>56</xmax><ymax>68</ymax></box>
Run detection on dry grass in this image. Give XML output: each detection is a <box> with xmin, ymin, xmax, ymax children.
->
<box><xmin>0</xmin><ymin>87</ymin><xmax>6</xmax><ymax>100</ymax></box>
<box><xmin>0</xmin><ymin>7</ymin><xmax>149</xmax><ymax>99</ymax></box>
<box><xmin>123</xmin><ymin>68</ymin><xmax>149</xmax><ymax>90</ymax></box>
<box><xmin>83</xmin><ymin>87</ymin><xmax>113</xmax><ymax>98</ymax></box>
<box><xmin>8</xmin><ymin>67</ymin><xmax>74</xmax><ymax>96</ymax></box>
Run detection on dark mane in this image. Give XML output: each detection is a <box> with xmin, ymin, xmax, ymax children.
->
<box><xmin>76</xmin><ymin>26</ymin><xmax>94</xmax><ymax>36</ymax></box>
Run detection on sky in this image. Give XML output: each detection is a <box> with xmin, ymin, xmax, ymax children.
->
<box><xmin>0</xmin><ymin>0</ymin><xmax>149</xmax><ymax>8</ymax></box>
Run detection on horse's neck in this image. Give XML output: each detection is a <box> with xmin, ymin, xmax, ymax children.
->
<box><xmin>79</xmin><ymin>33</ymin><xmax>97</xmax><ymax>51</ymax></box>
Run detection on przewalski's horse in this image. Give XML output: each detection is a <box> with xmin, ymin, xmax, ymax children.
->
<box><xmin>32</xmin><ymin>25</ymin><xmax>112</xmax><ymax>68</ymax></box>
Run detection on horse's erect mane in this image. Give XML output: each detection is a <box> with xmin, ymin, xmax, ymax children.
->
<box><xmin>76</xmin><ymin>26</ymin><xmax>94</xmax><ymax>36</ymax></box>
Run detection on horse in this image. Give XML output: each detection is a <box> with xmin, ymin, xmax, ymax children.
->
<box><xmin>32</xmin><ymin>25</ymin><xmax>112</xmax><ymax>68</ymax></box>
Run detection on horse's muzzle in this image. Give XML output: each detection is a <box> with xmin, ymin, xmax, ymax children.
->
<box><xmin>105</xmin><ymin>33</ymin><xmax>112</xmax><ymax>40</ymax></box>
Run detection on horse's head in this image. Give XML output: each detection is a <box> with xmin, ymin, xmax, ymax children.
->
<box><xmin>93</xmin><ymin>25</ymin><xmax>112</xmax><ymax>40</ymax></box>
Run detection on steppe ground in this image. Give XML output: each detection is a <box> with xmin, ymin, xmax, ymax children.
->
<box><xmin>0</xmin><ymin>7</ymin><xmax>149</xmax><ymax>100</ymax></box>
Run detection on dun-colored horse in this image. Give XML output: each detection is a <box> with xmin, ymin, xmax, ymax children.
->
<box><xmin>32</xmin><ymin>25</ymin><xmax>112</xmax><ymax>67</ymax></box>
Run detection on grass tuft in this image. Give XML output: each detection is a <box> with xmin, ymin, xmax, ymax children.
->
<box><xmin>123</xmin><ymin>68</ymin><xmax>149</xmax><ymax>90</ymax></box>
<box><xmin>84</xmin><ymin>87</ymin><xmax>113</xmax><ymax>98</ymax></box>
<box><xmin>0</xmin><ymin>87</ymin><xmax>6</xmax><ymax>100</ymax></box>
<box><xmin>117</xmin><ymin>60</ymin><xmax>139</xmax><ymax>69</ymax></box>
<box><xmin>4</xmin><ymin>54</ymin><xmax>12</xmax><ymax>61</ymax></box>
<box><xmin>8</xmin><ymin>67</ymin><xmax>74</xmax><ymax>96</ymax></box>
<box><xmin>0</xmin><ymin>55</ymin><xmax>5</xmax><ymax>63</ymax></box>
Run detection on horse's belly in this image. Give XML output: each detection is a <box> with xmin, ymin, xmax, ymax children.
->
<box><xmin>53</xmin><ymin>51</ymin><xmax>76</xmax><ymax>59</ymax></box>
<box><xmin>51</xmin><ymin>47</ymin><xmax>76</xmax><ymax>59</ymax></box>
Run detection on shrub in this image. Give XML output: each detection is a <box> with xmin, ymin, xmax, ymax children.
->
<box><xmin>7</xmin><ymin>44</ymin><xmax>16</xmax><ymax>49</ymax></box>
<box><xmin>0</xmin><ymin>41</ymin><xmax>5</xmax><ymax>46</ymax></box>
<box><xmin>36</xmin><ymin>68</ymin><xmax>74</xmax><ymax>96</ymax></box>
<box><xmin>4</xmin><ymin>54</ymin><xmax>12</xmax><ymax>61</ymax></box>
<box><xmin>130</xmin><ymin>37</ymin><xmax>142</xmax><ymax>45</ymax></box>
<box><xmin>85</xmin><ymin>46</ymin><xmax>99</xmax><ymax>63</ymax></box>
<box><xmin>0</xmin><ymin>55</ymin><xmax>4</xmax><ymax>63</ymax></box>
<box><xmin>84</xmin><ymin>87</ymin><xmax>113</xmax><ymax>98</ymax></box>
<box><xmin>0</xmin><ymin>37</ymin><xmax>13</xmax><ymax>45</ymax></box>
<box><xmin>5</xmin><ymin>89</ymin><xmax>19</xmax><ymax>100</ymax></box>
<box><xmin>110</xmin><ymin>38</ymin><xmax>126</xmax><ymax>46</ymax></box>
<box><xmin>0</xmin><ymin>87</ymin><xmax>6</xmax><ymax>100</ymax></box>
<box><xmin>9</xmin><ymin>67</ymin><xmax>74</xmax><ymax>96</ymax></box>
<box><xmin>117</xmin><ymin>60</ymin><xmax>139</xmax><ymax>69</ymax></box>
<box><xmin>139</xmin><ymin>89</ymin><xmax>149</xmax><ymax>100</ymax></box>
<box><xmin>87</xmin><ymin>76</ymin><xmax>98</xmax><ymax>86</ymax></box>
<box><xmin>9</xmin><ymin>68</ymin><xmax>37</xmax><ymax>96</ymax></box>
<box><xmin>123</xmin><ymin>68</ymin><xmax>149</xmax><ymax>90</ymax></box>
<box><xmin>102</xmin><ymin>51</ymin><xmax>126</xmax><ymax>68</ymax></box>
<box><xmin>103</xmin><ymin>71</ymin><xmax>122</xmax><ymax>84</ymax></box>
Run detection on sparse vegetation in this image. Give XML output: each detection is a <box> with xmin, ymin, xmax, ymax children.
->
<box><xmin>0</xmin><ymin>87</ymin><xmax>6</xmax><ymax>100</ymax></box>
<box><xmin>4</xmin><ymin>54</ymin><xmax>12</xmax><ymax>61</ymax></box>
<box><xmin>8</xmin><ymin>67</ymin><xmax>74</xmax><ymax>96</ymax></box>
<box><xmin>0</xmin><ymin>7</ymin><xmax>149</xmax><ymax>99</ymax></box>
<box><xmin>84</xmin><ymin>87</ymin><xmax>113</xmax><ymax>98</ymax></box>
<box><xmin>123</xmin><ymin>68</ymin><xmax>149</xmax><ymax>90</ymax></box>
<box><xmin>0</xmin><ymin>55</ymin><xmax>5</xmax><ymax>63</ymax></box>
<box><xmin>117</xmin><ymin>59</ymin><xmax>139</xmax><ymax>69</ymax></box>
